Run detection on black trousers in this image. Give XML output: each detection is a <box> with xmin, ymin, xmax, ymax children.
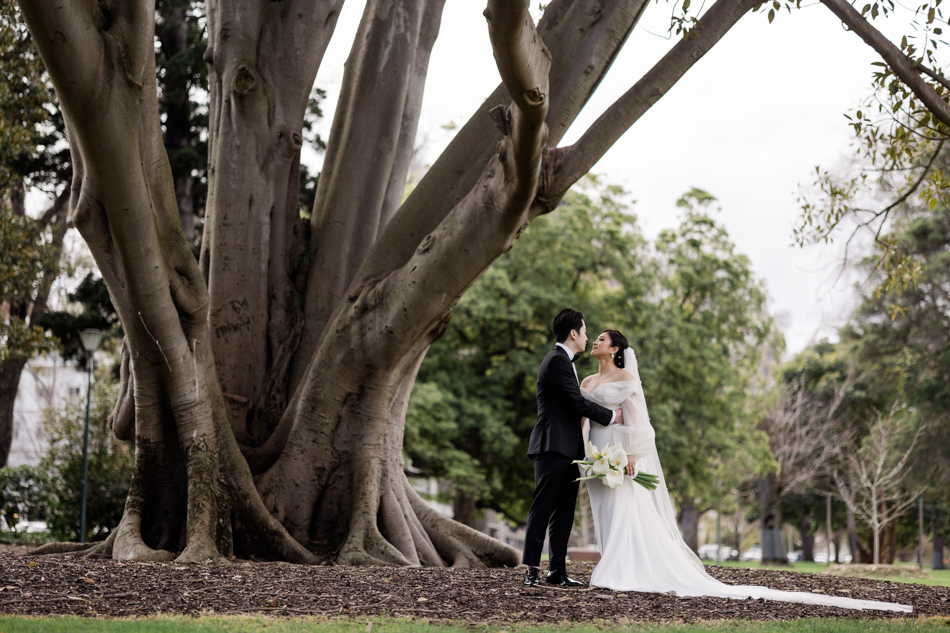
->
<box><xmin>522</xmin><ymin>451</ymin><xmax>579</xmax><ymax>570</ymax></box>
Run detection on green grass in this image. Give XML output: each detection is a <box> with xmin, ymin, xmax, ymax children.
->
<box><xmin>707</xmin><ymin>561</ymin><xmax>950</xmax><ymax>587</ymax></box>
<box><xmin>0</xmin><ymin>617</ymin><xmax>947</xmax><ymax>633</ymax></box>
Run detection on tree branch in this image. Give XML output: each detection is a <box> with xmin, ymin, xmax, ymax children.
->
<box><xmin>918</xmin><ymin>64</ymin><xmax>950</xmax><ymax>92</ymax></box>
<box><xmin>293</xmin><ymin>0</ymin><xmax>447</xmax><ymax>390</ymax></box>
<box><xmin>366</xmin><ymin>0</ymin><xmax>552</xmax><ymax>350</ymax></box>
<box><xmin>541</xmin><ymin>0</ymin><xmax>761</xmax><ymax>208</ymax></box>
<box><xmin>354</xmin><ymin>0</ymin><xmax>649</xmax><ymax>285</ymax></box>
<box><xmin>821</xmin><ymin>0</ymin><xmax>950</xmax><ymax>127</ymax></box>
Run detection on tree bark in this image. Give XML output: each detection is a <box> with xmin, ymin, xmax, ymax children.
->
<box><xmin>678</xmin><ymin>503</ymin><xmax>700</xmax><ymax>553</ymax></box>
<box><xmin>934</xmin><ymin>536</ymin><xmax>945</xmax><ymax>570</ymax></box>
<box><xmin>292</xmin><ymin>0</ymin><xmax>447</xmax><ymax>392</ymax></box>
<box><xmin>200</xmin><ymin>0</ymin><xmax>345</xmax><ymax>439</ymax></box>
<box><xmin>18</xmin><ymin>0</ymin><xmax>317</xmax><ymax>565</ymax></box>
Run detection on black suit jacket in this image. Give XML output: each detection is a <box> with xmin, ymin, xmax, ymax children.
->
<box><xmin>528</xmin><ymin>346</ymin><xmax>614</xmax><ymax>459</ymax></box>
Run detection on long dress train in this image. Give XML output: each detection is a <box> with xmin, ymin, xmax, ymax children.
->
<box><xmin>580</xmin><ymin>350</ymin><xmax>911</xmax><ymax>613</ymax></box>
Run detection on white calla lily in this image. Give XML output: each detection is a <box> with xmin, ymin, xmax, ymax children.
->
<box><xmin>604</xmin><ymin>468</ymin><xmax>625</xmax><ymax>488</ymax></box>
<box><xmin>585</xmin><ymin>440</ymin><xmax>602</xmax><ymax>461</ymax></box>
<box><xmin>590</xmin><ymin>454</ymin><xmax>611</xmax><ymax>476</ymax></box>
<box><xmin>608</xmin><ymin>444</ymin><xmax>628</xmax><ymax>470</ymax></box>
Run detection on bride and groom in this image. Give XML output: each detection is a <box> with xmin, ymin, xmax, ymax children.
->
<box><xmin>520</xmin><ymin>308</ymin><xmax>912</xmax><ymax>613</ymax></box>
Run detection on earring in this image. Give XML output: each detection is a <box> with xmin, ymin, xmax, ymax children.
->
<box><xmin>611</xmin><ymin>353</ymin><xmax>615</xmax><ymax>358</ymax></box>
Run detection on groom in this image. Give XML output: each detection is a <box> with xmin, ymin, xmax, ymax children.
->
<box><xmin>522</xmin><ymin>308</ymin><xmax>622</xmax><ymax>587</ymax></box>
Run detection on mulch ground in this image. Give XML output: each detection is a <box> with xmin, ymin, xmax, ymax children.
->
<box><xmin>1</xmin><ymin>551</ymin><xmax>948</xmax><ymax>625</ymax></box>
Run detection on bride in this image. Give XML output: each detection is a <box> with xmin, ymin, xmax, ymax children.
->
<box><xmin>578</xmin><ymin>329</ymin><xmax>912</xmax><ymax>613</ymax></box>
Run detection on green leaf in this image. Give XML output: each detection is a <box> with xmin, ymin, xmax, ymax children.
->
<box><xmin>768</xmin><ymin>7</ymin><xmax>775</xmax><ymax>22</ymax></box>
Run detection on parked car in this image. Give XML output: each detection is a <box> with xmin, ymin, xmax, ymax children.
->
<box><xmin>13</xmin><ymin>521</ymin><xmax>49</xmax><ymax>534</ymax></box>
<box><xmin>697</xmin><ymin>544</ymin><xmax>739</xmax><ymax>561</ymax></box>
<box><xmin>740</xmin><ymin>546</ymin><xmax>762</xmax><ymax>561</ymax></box>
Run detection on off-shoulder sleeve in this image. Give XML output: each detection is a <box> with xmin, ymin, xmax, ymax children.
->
<box><xmin>611</xmin><ymin>389</ymin><xmax>655</xmax><ymax>458</ymax></box>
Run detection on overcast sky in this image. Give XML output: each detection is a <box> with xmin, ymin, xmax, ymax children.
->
<box><xmin>309</xmin><ymin>2</ymin><xmax>919</xmax><ymax>356</ymax></box>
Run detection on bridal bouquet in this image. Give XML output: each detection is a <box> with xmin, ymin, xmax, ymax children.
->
<box><xmin>574</xmin><ymin>441</ymin><xmax>660</xmax><ymax>490</ymax></box>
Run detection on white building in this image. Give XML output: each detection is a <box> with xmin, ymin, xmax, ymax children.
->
<box><xmin>9</xmin><ymin>352</ymin><xmax>87</xmax><ymax>467</ymax></box>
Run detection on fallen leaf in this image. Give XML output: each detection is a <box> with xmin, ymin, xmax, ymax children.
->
<box><xmin>366</xmin><ymin>623</ymin><xmax>373</xmax><ymax>633</ymax></box>
<box><xmin>81</xmin><ymin>577</ymin><xmax>96</xmax><ymax>584</ymax></box>
<box><xmin>268</xmin><ymin>596</ymin><xmax>279</xmax><ymax>608</ymax></box>
<box><xmin>417</xmin><ymin>597</ymin><xmax>428</xmax><ymax>602</ymax></box>
<box><xmin>67</xmin><ymin>596</ymin><xmax>89</xmax><ymax>602</ymax></box>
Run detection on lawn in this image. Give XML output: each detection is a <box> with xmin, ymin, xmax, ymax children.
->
<box><xmin>0</xmin><ymin>616</ymin><xmax>946</xmax><ymax>633</ymax></box>
<box><xmin>708</xmin><ymin>561</ymin><xmax>950</xmax><ymax>588</ymax></box>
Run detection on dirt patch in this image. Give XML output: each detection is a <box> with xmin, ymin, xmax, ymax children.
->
<box><xmin>824</xmin><ymin>564</ymin><xmax>933</xmax><ymax>580</ymax></box>
<box><xmin>0</xmin><ymin>554</ymin><xmax>947</xmax><ymax>624</ymax></box>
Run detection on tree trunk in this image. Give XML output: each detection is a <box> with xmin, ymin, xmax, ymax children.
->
<box><xmin>847</xmin><ymin>507</ymin><xmax>870</xmax><ymax>563</ymax></box>
<box><xmin>799</xmin><ymin>509</ymin><xmax>815</xmax><ymax>562</ymax></box>
<box><xmin>453</xmin><ymin>488</ymin><xmax>478</xmax><ymax>528</ymax></box>
<box><xmin>678</xmin><ymin>503</ymin><xmax>700</xmax><ymax>553</ymax></box>
<box><xmin>0</xmin><ymin>359</ymin><xmax>28</xmax><ymax>467</ymax></box>
<box><xmin>758</xmin><ymin>474</ymin><xmax>787</xmax><ymax>564</ymax></box>
<box><xmin>833</xmin><ymin>530</ymin><xmax>842</xmax><ymax>564</ymax></box>
<box><xmin>872</xmin><ymin>526</ymin><xmax>881</xmax><ymax>565</ymax></box>
<box><xmin>934</xmin><ymin>536</ymin><xmax>945</xmax><ymax>570</ymax></box>
<box><xmin>886</xmin><ymin>518</ymin><xmax>898</xmax><ymax>564</ymax></box>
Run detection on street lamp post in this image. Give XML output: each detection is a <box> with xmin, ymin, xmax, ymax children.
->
<box><xmin>78</xmin><ymin>329</ymin><xmax>104</xmax><ymax>544</ymax></box>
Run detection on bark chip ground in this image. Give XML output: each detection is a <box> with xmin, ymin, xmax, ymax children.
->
<box><xmin>1</xmin><ymin>552</ymin><xmax>947</xmax><ymax>624</ymax></box>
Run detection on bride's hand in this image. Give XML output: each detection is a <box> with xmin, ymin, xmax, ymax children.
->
<box><xmin>615</xmin><ymin>408</ymin><xmax>624</xmax><ymax>425</ymax></box>
<box><xmin>625</xmin><ymin>458</ymin><xmax>635</xmax><ymax>476</ymax></box>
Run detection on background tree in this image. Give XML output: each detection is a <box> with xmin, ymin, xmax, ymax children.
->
<box><xmin>637</xmin><ymin>191</ymin><xmax>776</xmax><ymax>552</ymax></box>
<box><xmin>833</xmin><ymin>405</ymin><xmax>926</xmax><ymax>564</ymax></box>
<box><xmin>39</xmin><ymin>376</ymin><xmax>134</xmax><ymax>543</ymax></box>
<box><xmin>15</xmin><ymin>0</ymin><xmax>950</xmax><ymax>566</ymax></box>
<box><xmin>0</xmin><ymin>463</ymin><xmax>49</xmax><ymax>530</ymax></box>
<box><xmin>0</xmin><ymin>0</ymin><xmax>70</xmax><ymax>468</ymax></box>
<box><xmin>758</xmin><ymin>350</ymin><xmax>856</xmax><ymax>563</ymax></box>
<box><xmin>155</xmin><ymin>0</ymin><xmax>208</xmax><ymax>246</ymax></box>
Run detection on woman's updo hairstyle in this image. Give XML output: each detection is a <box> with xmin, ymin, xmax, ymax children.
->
<box><xmin>602</xmin><ymin>329</ymin><xmax>629</xmax><ymax>369</ymax></box>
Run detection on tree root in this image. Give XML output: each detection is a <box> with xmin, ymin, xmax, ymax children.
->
<box><xmin>28</xmin><ymin>532</ymin><xmax>117</xmax><ymax>559</ymax></box>
<box><xmin>406</xmin><ymin>478</ymin><xmax>521</xmax><ymax>568</ymax></box>
<box><xmin>27</xmin><ymin>542</ymin><xmax>94</xmax><ymax>556</ymax></box>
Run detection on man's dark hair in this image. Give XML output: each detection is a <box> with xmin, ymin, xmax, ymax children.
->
<box><xmin>552</xmin><ymin>308</ymin><xmax>585</xmax><ymax>343</ymax></box>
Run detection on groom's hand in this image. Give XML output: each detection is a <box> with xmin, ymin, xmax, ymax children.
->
<box><xmin>615</xmin><ymin>408</ymin><xmax>624</xmax><ymax>425</ymax></box>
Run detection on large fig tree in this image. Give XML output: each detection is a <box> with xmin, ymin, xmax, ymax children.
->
<box><xmin>16</xmin><ymin>0</ymin><xmax>950</xmax><ymax>565</ymax></box>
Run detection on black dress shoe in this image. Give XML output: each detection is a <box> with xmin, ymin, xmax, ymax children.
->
<box><xmin>546</xmin><ymin>568</ymin><xmax>585</xmax><ymax>587</ymax></box>
<box><xmin>523</xmin><ymin>566</ymin><xmax>541</xmax><ymax>587</ymax></box>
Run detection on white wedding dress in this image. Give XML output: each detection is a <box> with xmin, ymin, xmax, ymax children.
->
<box><xmin>580</xmin><ymin>348</ymin><xmax>911</xmax><ymax>613</ymax></box>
